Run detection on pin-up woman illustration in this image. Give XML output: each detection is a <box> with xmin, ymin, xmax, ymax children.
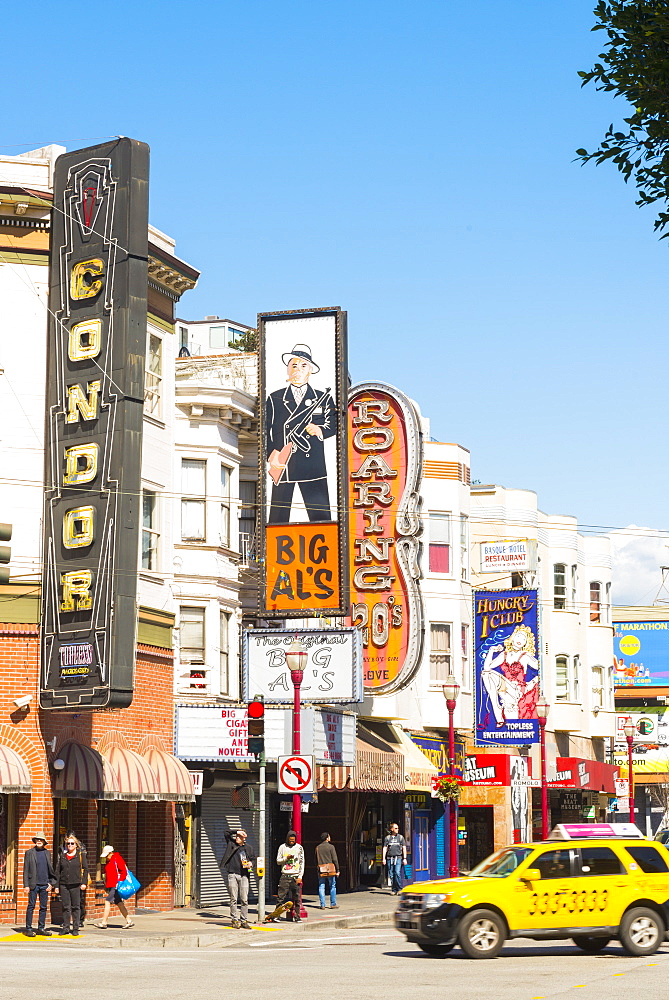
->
<box><xmin>481</xmin><ymin>625</ymin><xmax>539</xmax><ymax>727</ymax></box>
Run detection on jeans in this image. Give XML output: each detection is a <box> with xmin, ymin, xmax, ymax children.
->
<box><xmin>276</xmin><ymin>873</ymin><xmax>300</xmax><ymax>912</ymax></box>
<box><xmin>386</xmin><ymin>856</ymin><xmax>403</xmax><ymax>893</ymax></box>
<box><xmin>318</xmin><ymin>875</ymin><xmax>337</xmax><ymax>907</ymax></box>
<box><xmin>60</xmin><ymin>884</ymin><xmax>82</xmax><ymax>931</ymax></box>
<box><xmin>26</xmin><ymin>884</ymin><xmax>49</xmax><ymax>929</ymax></box>
<box><xmin>228</xmin><ymin>873</ymin><xmax>249</xmax><ymax>921</ymax></box>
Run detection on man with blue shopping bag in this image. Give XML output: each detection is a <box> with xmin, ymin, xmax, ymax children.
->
<box><xmin>94</xmin><ymin>845</ymin><xmax>137</xmax><ymax>929</ymax></box>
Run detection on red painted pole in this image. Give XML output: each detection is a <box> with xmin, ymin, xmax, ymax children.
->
<box><xmin>447</xmin><ymin>700</ymin><xmax>458</xmax><ymax>878</ymax></box>
<box><xmin>539</xmin><ymin>716</ymin><xmax>548</xmax><ymax>840</ymax></box>
<box><xmin>290</xmin><ymin>667</ymin><xmax>307</xmax><ymax>918</ymax></box>
<box><xmin>627</xmin><ymin>733</ymin><xmax>635</xmax><ymax>824</ymax></box>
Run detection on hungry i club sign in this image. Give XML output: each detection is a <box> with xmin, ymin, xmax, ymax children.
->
<box><xmin>348</xmin><ymin>383</ymin><xmax>424</xmax><ymax>693</ymax></box>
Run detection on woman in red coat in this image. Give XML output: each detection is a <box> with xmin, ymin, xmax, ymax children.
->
<box><xmin>94</xmin><ymin>845</ymin><xmax>134</xmax><ymax>929</ymax></box>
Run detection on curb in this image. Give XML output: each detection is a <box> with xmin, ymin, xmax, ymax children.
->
<box><xmin>69</xmin><ymin>908</ymin><xmax>395</xmax><ymax>949</ymax></box>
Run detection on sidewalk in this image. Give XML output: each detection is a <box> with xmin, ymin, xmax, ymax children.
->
<box><xmin>0</xmin><ymin>887</ymin><xmax>398</xmax><ymax>949</ymax></box>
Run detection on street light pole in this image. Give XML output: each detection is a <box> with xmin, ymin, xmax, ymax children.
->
<box><xmin>442</xmin><ymin>676</ymin><xmax>461</xmax><ymax>879</ymax></box>
<box><xmin>536</xmin><ymin>696</ymin><xmax>550</xmax><ymax>840</ymax></box>
<box><xmin>286</xmin><ymin>639</ymin><xmax>308</xmax><ymax>919</ymax></box>
<box><xmin>623</xmin><ymin>721</ymin><xmax>636</xmax><ymax>824</ymax></box>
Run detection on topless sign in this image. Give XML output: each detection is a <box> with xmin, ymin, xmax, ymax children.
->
<box><xmin>473</xmin><ymin>589</ymin><xmax>541</xmax><ymax>746</ymax></box>
<box><xmin>348</xmin><ymin>383</ymin><xmax>424</xmax><ymax>693</ymax></box>
<box><xmin>258</xmin><ymin>308</ymin><xmax>349</xmax><ymax>617</ymax></box>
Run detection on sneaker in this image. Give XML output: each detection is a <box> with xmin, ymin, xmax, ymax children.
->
<box><xmin>36</xmin><ymin>928</ymin><xmax>51</xmax><ymax>936</ymax></box>
<box><xmin>231</xmin><ymin>920</ymin><xmax>241</xmax><ymax>929</ymax></box>
<box><xmin>72</xmin><ymin>930</ymin><xmax>80</xmax><ymax>937</ymax></box>
<box><xmin>24</xmin><ymin>928</ymin><xmax>36</xmax><ymax>937</ymax></box>
<box><xmin>240</xmin><ymin>920</ymin><xmax>252</xmax><ymax>929</ymax></box>
<box><xmin>59</xmin><ymin>927</ymin><xmax>71</xmax><ymax>936</ymax></box>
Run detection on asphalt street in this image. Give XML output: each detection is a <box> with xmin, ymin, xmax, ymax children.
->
<box><xmin>1</xmin><ymin>927</ymin><xmax>669</xmax><ymax>1000</ymax></box>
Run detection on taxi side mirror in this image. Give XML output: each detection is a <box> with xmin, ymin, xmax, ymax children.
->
<box><xmin>520</xmin><ymin>868</ymin><xmax>541</xmax><ymax>882</ymax></box>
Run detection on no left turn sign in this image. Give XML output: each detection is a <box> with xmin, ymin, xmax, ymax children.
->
<box><xmin>278</xmin><ymin>754</ymin><xmax>315</xmax><ymax>794</ymax></box>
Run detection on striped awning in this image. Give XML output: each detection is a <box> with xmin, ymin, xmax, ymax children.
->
<box><xmin>0</xmin><ymin>745</ymin><xmax>31</xmax><ymax>793</ymax></box>
<box><xmin>354</xmin><ymin>736</ymin><xmax>404</xmax><ymax>792</ymax></box>
<box><xmin>143</xmin><ymin>747</ymin><xmax>194</xmax><ymax>802</ymax></box>
<box><xmin>53</xmin><ymin>741</ymin><xmax>119</xmax><ymax>800</ymax></box>
<box><xmin>106</xmin><ymin>745</ymin><xmax>159</xmax><ymax>801</ymax></box>
<box><xmin>317</xmin><ymin>765</ymin><xmax>352</xmax><ymax>791</ymax></box>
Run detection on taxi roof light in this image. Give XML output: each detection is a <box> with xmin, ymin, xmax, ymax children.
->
<box><xmin>548</xmin><ymin>822</ymin><xmax>647</xmax><ymax>841</ymax></box>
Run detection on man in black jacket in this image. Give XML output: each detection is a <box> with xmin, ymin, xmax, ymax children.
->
<box><xmin>23</xmin><ymin>833</ymin><xmax>56</xmax><ymax>936</ymax></box>
<box><xmin>221</xmin><ymin>830</ymin><xmax>256</xmax><ymax>929</ymax></box>
<box><xmin>265</xmin><ymin>345</ymin><xmax>336</xmax><ymax>524</ymax></box>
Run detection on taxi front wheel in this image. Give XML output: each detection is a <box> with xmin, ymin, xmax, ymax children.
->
<box><xmin>620</xmin><ymin>907</ymin><xmax>664</xmax><ymax>957</ymax></box>
<box><xmin>457</xmin><ymin>909</ymin><xmax>505</xmax><ymax>959</ymax></box>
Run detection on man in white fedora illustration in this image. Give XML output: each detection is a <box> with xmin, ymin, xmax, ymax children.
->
<box><xmin>266</xmin><ymin>344</ymin><xmax>336</xmax><ymax>523</ymax></box>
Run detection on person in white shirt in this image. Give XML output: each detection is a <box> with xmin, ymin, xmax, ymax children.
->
<box><xmin>275</xmin><ymin>830</ymin><xmax>305</xmax><ymax>920</ymax></box>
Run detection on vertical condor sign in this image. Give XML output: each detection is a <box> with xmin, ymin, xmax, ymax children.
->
<box><xmin>259</xmin><ymin>308</ymin><xmax>349</xmax><ymax>617</ymax></box>
<box><xmin>348</xmin><ymin>383</ymin><xmax>424</xmax><ymax>693</ymax></box>
<box><xmin>40</xmin><ymin>139</ymin><xmax>149</xmax><ymax>710</ymax></box>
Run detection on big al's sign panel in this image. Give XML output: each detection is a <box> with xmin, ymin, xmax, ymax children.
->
<box><xmin>348</xmin><ymin>383</ymin><xmax>424</xmax><ymax>693</ymax></box>
<box><xmin>243</xmin><ymin>627</ymin><xmax>363</xmax><ymax>704</ymax></box>
<box><xmin>474</xmin><ymin>589</ymin><xmax>541</xmax><ymax>746</ymax></box>
<box><xmin>40</xmin><ymin>139</ymin><xmax>149</xmax><ymax>709</ymax></box>
<box><xmin>259</xmin><ymin>308</ymin><xmax>348</xmax><ymax>617</ymax></box>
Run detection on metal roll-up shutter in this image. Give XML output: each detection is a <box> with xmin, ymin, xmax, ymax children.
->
<box><xmin>198</xmin><ymin>779</ymin><xmax>261</xmax><ymax>907</ymax></box>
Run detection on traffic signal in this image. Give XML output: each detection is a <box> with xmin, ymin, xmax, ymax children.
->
<box><xmin>247</xmin><ymin>696</ymin><xmax>265</xmax><ymax>756</ymax></box>
<box><xmin>0</xmin><ymin>524</ymin><xmax>11</xmax><ymax>585</ymax></box>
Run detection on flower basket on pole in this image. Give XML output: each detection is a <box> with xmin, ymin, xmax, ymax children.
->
<box><xmin>431</xmin><ymin>773</ymin><xmax>460</xmax><ymax>802</ymax></box>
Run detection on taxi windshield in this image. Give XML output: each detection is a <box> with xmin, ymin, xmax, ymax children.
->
<box><xmin>470</xmin><ymin>847</ymin><xmax>535</xmax><ymax>878</ymax></box>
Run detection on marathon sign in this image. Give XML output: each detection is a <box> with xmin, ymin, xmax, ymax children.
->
<box><xmin>40</xmin><ymin>139</ymin><xmax>149</xmax><ymax>709</ymax></box>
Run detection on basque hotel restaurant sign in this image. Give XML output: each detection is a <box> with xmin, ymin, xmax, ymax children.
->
<box><xmin>474</xmin><ymin>589</ymin><xmax>541</xmax><ymax>746</ymax></box>
<box><xmin>348</xmin><ymin>382</ymin><xmax>424</xmax><ymax>694</ymax></box>
<box><xmin>40</xmin><ymin>139</ymin><xmax>149</xmax><ymax>709</ymax></box>
<box><xmin>258</xmin><ymin>308</ymin><xmax>349</xmax><ymax>617</ymax></box>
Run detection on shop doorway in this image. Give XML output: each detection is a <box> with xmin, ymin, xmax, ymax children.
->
<box><xmin>459</xmin><ymin>806</ymin><xmax>494</xmax><ymax>871</ymax></box>
<box><xmin>412</xmin><ymin>811</ymin><xmax>431</xmax><ymax>880</ymax></box>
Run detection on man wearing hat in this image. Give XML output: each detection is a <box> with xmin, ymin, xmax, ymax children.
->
<box><xmin>266</xmin><ymin>344</ymin><xmax>336</xmax><ymax>523</ymax></box>
<box><xmin>23</xmin><ymin>833</ymin><xmax>56</xmax><ymax>936</ymax></box>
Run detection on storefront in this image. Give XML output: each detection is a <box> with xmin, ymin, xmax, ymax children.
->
<box><xmin>537</xmin><ymin>756</ymin><xmax>618</xmax><ymax>836</ymax></box>
<box><xmin>459</xmin><ymin>752</ymin><xmax>538</xmax><ymax>865</ymax></box>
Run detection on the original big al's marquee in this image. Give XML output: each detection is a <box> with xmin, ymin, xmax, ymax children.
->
<box><xmin>348</xmin><ymin>383</ymin><xmax>424</xmax><ymax>693</ymax></box>
<box><xmin>40</xmin><ymin>139</ymin><xmax>149</xmax><ymax>710</ymax></box>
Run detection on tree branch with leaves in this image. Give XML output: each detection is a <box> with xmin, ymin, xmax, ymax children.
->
<box><xmin>577</xmin><ymin>1</ymin><xmax>669</xmax><ymax>237</ymax></box>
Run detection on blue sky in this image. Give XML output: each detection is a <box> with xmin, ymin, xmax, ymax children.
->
<box><xmin>3</xmin><ymin>1</ymin><xmax>667</xmax><ymax>543</ymax></box>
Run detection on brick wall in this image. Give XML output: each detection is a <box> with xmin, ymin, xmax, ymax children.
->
<box><xmin>0</xmin><ymin>625</ymin><xmax>176</xmax><ymax>924</ymax></box>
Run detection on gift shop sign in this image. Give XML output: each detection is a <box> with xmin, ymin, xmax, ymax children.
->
<box><xmin>40</xmin><ymin>139</ymin><xmax>149</xmax><ymax>710</ymax></box>
<box><xmin>348</xmin><ymin>383</ymin><xmax>424</xmax><ymax>694</ymax></box>
<box><xmin>175</xmin><ymin>705</ymin><xmax>356</xmax><ymax>765</ymax></box>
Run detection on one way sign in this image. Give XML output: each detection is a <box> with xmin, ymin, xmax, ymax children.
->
<box><xmin>278</xmin><ymin>754</ymin><xmax>315</xmax><ymax>794</ymax></box>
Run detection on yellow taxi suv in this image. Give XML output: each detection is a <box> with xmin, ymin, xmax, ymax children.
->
<box><xmin>395</xmin><ymin>824</ymin><xmax>669</xmax><ymax>959</ymax></box>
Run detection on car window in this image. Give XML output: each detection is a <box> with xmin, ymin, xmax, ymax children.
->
<box><xmin>470</xmin><ymin>847</ymin><xmax>535</xmax><ymax>878</ymax></box>
<box><xmin>579</xmin><ymin>846</ymin><xmax>624</xmax><ymax>876</ymax></box>
<box><xmin>625</xmin><ymin>845</ymin><xmax>669</xmax><ymax>874</ymax></box>
<box><xmin>534</xmin><ymin>849</ymin><xmax>573</xmax><ymax>880</ymax></box>
<box><xmin>654</xmin><ymin>830</ymin><xmax>669</xmax><ymax>846</ymax></box>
